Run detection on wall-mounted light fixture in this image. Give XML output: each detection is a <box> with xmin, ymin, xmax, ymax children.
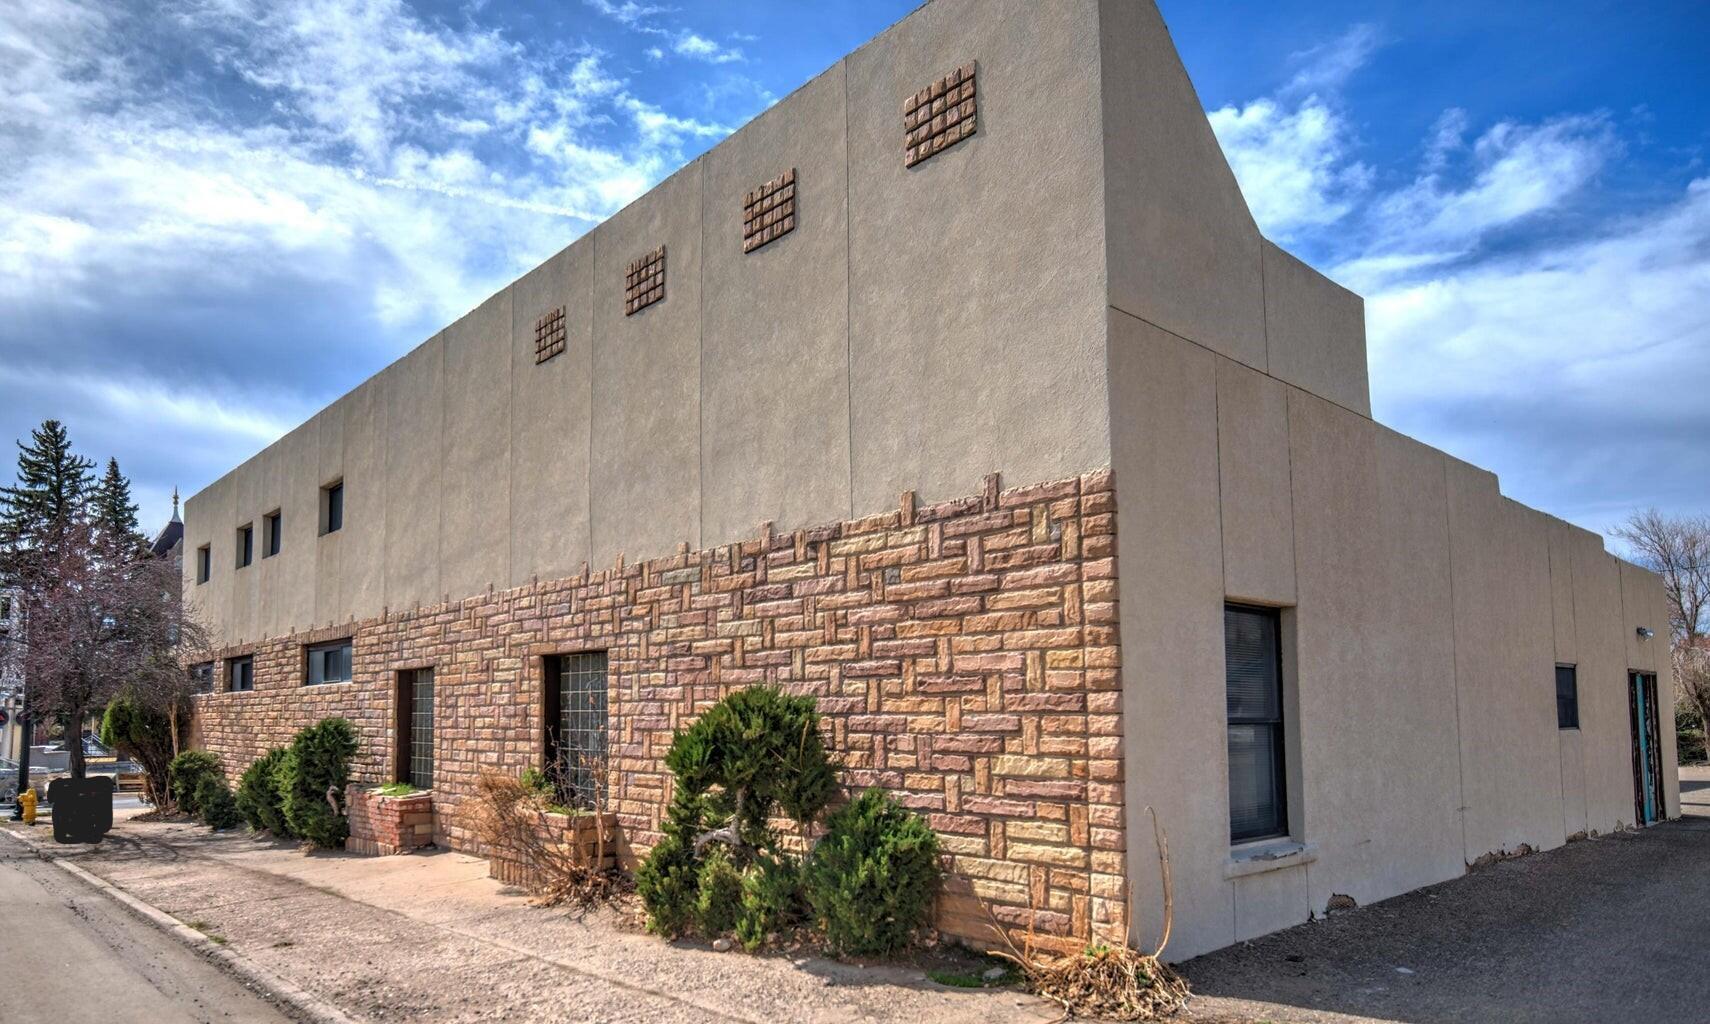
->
<box><xmin>1636</xmin><ymin>626</ymin><xmax>1655</xmax><ymax>640</ymax></box>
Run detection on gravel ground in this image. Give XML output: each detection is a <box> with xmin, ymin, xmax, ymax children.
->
<box><xmin>1177</xmin><ymin>766</ymin><xmax>1710</xmax><ymax>1024</ymax></box>
<box><xmin>24</xmin><ymin>818</ymin><xmax>1055</xmax><ymax>1024</ymax></box>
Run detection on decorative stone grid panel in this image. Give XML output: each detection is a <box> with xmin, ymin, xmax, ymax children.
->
<box><xmin>624</xmin><ymin>245</ymin><xmax>666</xmax><ymax>315</ymax></box>
<box><xmin>534</xmin><ymin>306</ymin><xmax>566</xmax><ymax>364</ymax></box>
<box><xmin>904</xmin><ymin>62</ymin><xmax>977</xmax><ymax>168</ymax></box>
<box><xmin>743</xmin><ymin>169</ymin><xmax>797</xmax><ymax>253</ymax></box>
<box><xmin>189</xmin><ymin>469</ymin><xmax>1125</xmax><ymax>953</ymax></box>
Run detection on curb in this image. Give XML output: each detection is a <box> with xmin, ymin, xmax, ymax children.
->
<box><xmin>0</xmin><ymin>826</ymin><xmax>363</xmax><ymax>1024</ymax></box>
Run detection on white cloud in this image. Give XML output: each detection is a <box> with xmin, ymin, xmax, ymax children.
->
<box><xmin>1207</xmin><ymin>24</ymin><xmax>1376</xmax><ymax>242</ymax></box>
<box><xmin>1209</xmin><ymin>95</ymin><xmax>1370</xmax><ymax>240</ymax></box>
<box><xmin>1367</xmin><ymin>114</ymin><xmax>1616</xmax><ymax>260</ymax></box>
<box><xmin>0</xmin><ymin>0</ymin><xmax>762</xmax><ymax>527</ymax></box>
<box><xmin>1285</xmin><ymin>23</ymin><xmax>1382</xmax><ymax>95</ymax></box>
<box><xmin>1207</xmin><ymin>21</ymin><xmax>1708</xmax><ymax>532</ymax></box>
<box><xmin>673</xmin><ymin>32</ymin><xmax>744</xmax><ymax>64</ymax></box>
<box><xmin>582</xmin><ymin>0</ymin><xmax>672</xmax><ymax>28</ymax></box>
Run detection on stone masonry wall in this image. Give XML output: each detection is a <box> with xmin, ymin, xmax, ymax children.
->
<box><xmin>190</xmin><ymin>469</ymin><xmax>1125</xmax><ymax>951</ymax></box>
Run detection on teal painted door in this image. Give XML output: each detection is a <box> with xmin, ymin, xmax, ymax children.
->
<box><xmin>1630</xmin><ymin>672</ymin><xmax>1662</xmax><ymax>825</ymax></box>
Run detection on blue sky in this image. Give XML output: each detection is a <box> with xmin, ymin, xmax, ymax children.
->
<box><xmin>2</xmin><ymin>0</ymin><xmax>1706</xmax><ymax>544</ymax></box>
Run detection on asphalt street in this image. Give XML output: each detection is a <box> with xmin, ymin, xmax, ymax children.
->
<box><xmin>0</xmin><ymin>836</ymin><xmax>292</xmax><ymax>1024</ymax></box>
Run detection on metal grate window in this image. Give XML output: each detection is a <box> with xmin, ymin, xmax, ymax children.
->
<box><xmin>551</xmin><ymin>652</ymin><xmax>608</xmax><ymax>810</ymax></box>
<box><xmin>407</xmin><ymin>668</ymin><xmax>434</xmax><ymax>790</ymax></box>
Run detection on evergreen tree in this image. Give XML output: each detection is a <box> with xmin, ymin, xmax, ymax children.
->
<box><xmin>0</xmin><ymin>419</ymin><xmax>94</xmax><ymax>571</ymax></box>
<box><xmin>91</xmin><ymin>457</ymin><xmax>143</xmax><ymax>556</ymax></box>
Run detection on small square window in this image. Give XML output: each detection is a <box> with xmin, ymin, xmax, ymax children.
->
<box><xmin>197</xmin><ymin>545</ymin><xmax>211</xmax><ymax>584</ymax></box>
<box><xmin>190</xmin><ymin>662</ymin><xmax>214</xmax><ymax>694</ymax></box>
<box><xmin>236</xmin><ymin>523</ymin><xmax>253</xmax><ymax>568</ymax></box>
<box><xmin>1556</xmin><ymin>664</ymin><xmax>1579</xmax><ymax>729</ymax></box>
<box><xmin>227</xmin><ymin>655</ymin><xmax>254</xmax><ymax>693</ymax></box>
<box><xmin>321</xmin><ymin>480</ymin><xmax>344</xmax><ymax>536</ymax></box>
<box><xmin>306</xmin><ymin>639</ymin><xmax>352</xmax><ymax>685</ymax></box>
<box><xmin>263</xmin><ymin>510</ymin><xmax>282</xmax><ymax>558</ymax></box>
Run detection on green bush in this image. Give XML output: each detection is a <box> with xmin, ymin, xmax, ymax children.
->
<box><xmin>694</xmin><ymin>844</ymin><xmax>744</xmax><ymax>938</ymax></box>
<box><xmin>663</xmin><ymin>686</ymin><xmax>837</xmax><ymax>846</ymax></box>
<box><xmin>99</xmin><ymin>693</ymin><xmax>181</xmax><ymax>809</ymax></box>
<box><xmin>736</xmin><ymin>852</ymin><xmax>802</xmax><ymax>951</ymax></box>
<box><xmin>195</xmin><ymin>774</ymin><xmax>242</xmax><ymax>831</ymax></box>
<box><xmin>805</xmin><ymin>788</ymin><xmax>942</xmax><ymax>957</ymax></box>
<box><xmin>277</xmin><ymin>718</ymin><xmax>358</xmax><ymax>848</ymax></box>
<box><xmin>235</xmin><ymin>748</ymin><xmax>290</xmax><ymax>835</ymax></box>
<box><xmin>168</xmin><ymin>750</ymin><xmax>221</xmax><ymax>817</ymax></box>
<box><xmin>638</xmin><ymin>687</ymin><xmax>837</xmax><ymax>945</ymax></box>
<box><xmin>635</xmin><ymin>793</ymin><xmax>704</xmax><ymax>938</ymax></box>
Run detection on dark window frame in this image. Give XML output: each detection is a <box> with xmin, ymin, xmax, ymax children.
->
<box><xmin>1225</xmin><ymin>603</ymin><xmax>1289</xmax><ymax>845</ymax></box>
<box><xmin>196</xmin><ymin>544</ymin><xmax>211</xmax><ymax>584</ymax></box>
<box><xmin>190</xmin><ymin>661</ymin><xmax>215</xmax><ymax>694</ymax></box>
<box><xmin>1556</xmin><ymin>663</ymin><xmax>1580</xmax><ymax>730</ymax></box>
<box><xmin>236</xmin><ymin>522</ymin><xmax>254</xmax><ymax>569</ymax></box>
<box><xmin>304</xmin><ymin>638</ymin><xmax>353</xmax><ymax>686</ymax></box>
<box><xmin>543</xmin><ymin>651</ymin><xmax>609</xmax><ymax>811</ymax></box>
<box><xmin>263</xmin><ymin>509</ymin><xmax>282</xmax><ymax>558</ymax></box>
<box><xmin>226</xmin><ymin>655</ymin><xmax>254</xmax><ymax>693</ymax></box>
<box><xmin>320</xmin><ymin>479</ymin><xmax>344</xmax><ymax>536</ymax></box>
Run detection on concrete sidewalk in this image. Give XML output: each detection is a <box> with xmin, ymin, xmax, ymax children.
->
<box><xmin>5</xmin><ymin>817</ymin><xmax>1055</xmax><ymax>1024</ymax></box>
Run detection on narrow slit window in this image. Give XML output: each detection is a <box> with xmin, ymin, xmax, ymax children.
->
<box><xmin>544</xmin><ymin>652</ymin><xmax>608</xmax><ymax>810</ymax></box>
<box><xmin>196</xmin><ymin>545</ymin><xmax>211</xmax><ymax>584</ymax></box>
<box><xmin>1226</xmin><ymin>604</ymin><xmax>1287</xmax><ymax>844</ymax></box>
<box><xmin>263</xmin><ymin>509</ymin><xmax>282</xmax><ymax>558</ymax></box>
<box><xmin>1556</xmin><ymin>664</ymin><xmax>1580</xmax><ymax>729</ymax></box>
<box><xmin>321</xmin><ymin>480</ymin><xmax>343</xmax><ymax>535</ymax></box>
<box><xmin>236</xmin><ymin>523</ymin><xmax>253</xmax><ymax>568</ymax></box>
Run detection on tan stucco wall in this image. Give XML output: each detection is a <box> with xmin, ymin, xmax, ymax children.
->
<box><xmin>1108</xmin><ymin>310</ymin><xmax>1678</xmax><ymax>959</ymax></box>
<box><xmin>180</xmin><ymin>0</ymin><xmax>1676</xmax><ymax>963</ymax></box>
<box><xmin>184</xmin><ymin>0</ymin><xmax>1113</xmax><ymax>644</ymax></box>
<box><xmin>1097</xmin><ymin>0</ymin><xmax>1370</xmax><ymax>417</ymax></box>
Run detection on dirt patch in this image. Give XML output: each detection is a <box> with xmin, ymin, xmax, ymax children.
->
<box><xmin>1176</xmin><ymin>802</ymin><xmax>1710</xmax><ymax>1024</ymax></box>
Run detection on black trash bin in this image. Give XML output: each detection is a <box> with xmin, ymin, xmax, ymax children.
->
<box><xmin>47</xmin><ymin>775</ymin><xmax>114</xmax><ymax>844</ymax></box>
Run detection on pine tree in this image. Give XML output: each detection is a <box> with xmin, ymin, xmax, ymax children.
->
<box><xmin>91</xmin><ymin>457</ymin><xmax>143</xmax><ymax>556</ymax></box>
<box><xmin>0</xmin><ymin>419</ymin><xmax>94</xmax><ymax>575</ymax></box>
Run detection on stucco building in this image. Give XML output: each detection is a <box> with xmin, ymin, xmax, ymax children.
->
<box><xmin>181</xmin><ymin>0</ymin><xmax>1680</xmax><ymax>959</ymax></box>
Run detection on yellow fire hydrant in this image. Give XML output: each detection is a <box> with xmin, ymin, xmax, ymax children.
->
<box><xmin>19</xmin><ymin>786</ymin><xmax>37</xmax><ymax>825</ymax></box>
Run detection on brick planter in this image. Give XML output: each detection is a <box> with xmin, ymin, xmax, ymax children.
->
<box><xmin>347</xmin><ymin>787</ymin><xmax>435</xmax><ymax>856</ymax></box>
<box><xmin>487</xmin><ymin>810</ymin><xmax>622</xmax><ymax>889</ymax></box>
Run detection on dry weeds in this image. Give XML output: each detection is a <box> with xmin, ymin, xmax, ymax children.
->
<box><xmin>990</xmin><ymin>807</ymin><xmax>1191</xmax><ymax>1022</ymax></box>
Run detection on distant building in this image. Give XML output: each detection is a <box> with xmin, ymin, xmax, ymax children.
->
<box><xmin>180</xmin><ymin>0</ymin><xmax>1679</xmax><ymax>959</ymax></box>
<box><xmin>0</xmin><ymin>585</ymin><xmax>20</xmax><ymax>762</ymax></box>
